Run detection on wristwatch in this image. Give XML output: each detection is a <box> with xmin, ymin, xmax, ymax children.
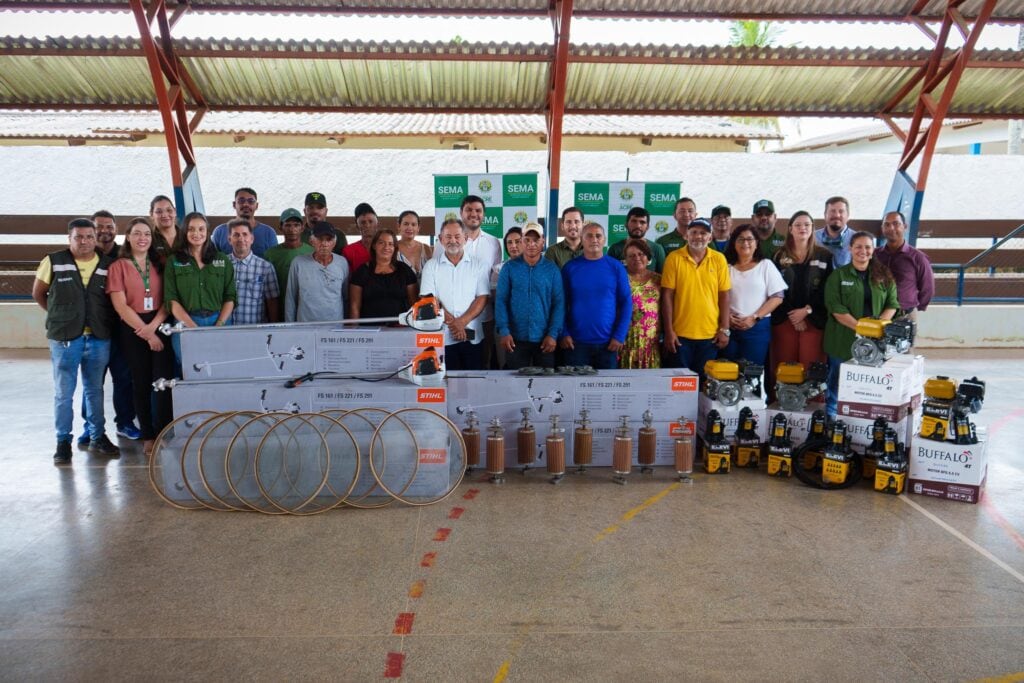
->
<box><xmin>718</xmin><ymin>328</ymin><xmax>731</xmax><ymax>337</ymax></box>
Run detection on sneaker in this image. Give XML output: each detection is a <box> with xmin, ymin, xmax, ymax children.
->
<box><xmin>54</xmin><ymin>441</ymin><xmax>72</xmax><ymax>465</ymax></box>
<box><xmin>88</xmin><ymin>434</ymin><xmax>121</xmax><ymax>457</ymax></box>
<box><xmin>77</xmin><ymin>433</ymin><xmax>90</xmax><ymax>448</ymax></box>
<box><xmin>116</xmin><ymin>423</ymin><xmax>142</xmax><ymax>440</ymax></box>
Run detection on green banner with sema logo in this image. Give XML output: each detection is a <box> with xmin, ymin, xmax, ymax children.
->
<box><xmin>573</xmin><ymin>180</ymin><xmax>681</xmax><ymax>246</ymax></box>
<box><xmin>433</xmin><ymin>173</ymin><xmax>538</xmax><ymax>240</ymax></box>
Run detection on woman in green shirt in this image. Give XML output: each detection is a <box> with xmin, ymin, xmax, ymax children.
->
<box><xmin>823</xmin><ymin>230</ymin><xmax>899</xmax><ymax>417</ymax></box>
<box><xmin>164</xmin><ymin>212</ymin><xmax>236</xmax><ymax>365</ymax></box>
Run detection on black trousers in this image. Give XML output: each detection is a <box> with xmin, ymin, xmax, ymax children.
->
<box><xmin>505</xmin><ymin>340</ymin><xmax>555</xmax><ymax>370</ymax></box>
<box><xmin>119</xmin><ymin>315</ymin><xmax>175</xmax><ymax>440</ymax></box>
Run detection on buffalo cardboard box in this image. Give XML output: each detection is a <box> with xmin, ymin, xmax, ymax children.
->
<box><xmin>908</xmin><ymin>434</ymin><xmax>988</xmax><ymax>504</ymax></box>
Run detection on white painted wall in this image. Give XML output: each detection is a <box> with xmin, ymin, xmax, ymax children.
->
<box><xmin>2</xmin><ymin>146</ymin><xmax>1023</xmax><ymax>221</ymax></box>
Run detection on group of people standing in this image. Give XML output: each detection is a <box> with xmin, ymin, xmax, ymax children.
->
<box><xmin>35</xmin><ymin>187</ymin><xmax>934</xmax><ymax>465</ymax></box>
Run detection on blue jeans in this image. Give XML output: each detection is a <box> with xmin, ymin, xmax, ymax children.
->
<box><xmin>50</xmin><ymin>335</ymin><xmax>111</xmax><ymax>443</ymax></box>
<box><xmin>722</xmin><ymin>317</ymin><xmax>771</xmax><ymax>367</ymax></box>
<box><xmin>564</xmin><ymin>343</ymin><xmax>618</xmax><ymax>370</ymax></box>
<box><xmin>80</xmin><ymin>332</ymin><xmax>135</xmax><ymax>430</ymax></box>
<box><xmin>826</xmin><ymin>354</ymin><xmax>844</xmax><ymax>419</ymax></box>
<box><xmin>675</xmin><ymin>337</ymin><xmax>719</xmax><ymax>378</ymax></box>
<box><xmin>171</xmin><ymin>311</ymin><xmax>224</xmax><ymax>370</ymax></box>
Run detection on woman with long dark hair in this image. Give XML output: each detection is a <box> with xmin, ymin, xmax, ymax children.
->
<box><xmin>163</xmin><ymin>212</ymin><xmax>236</xmax><ymax>364</ymax></box>
<box><xmin>349</xmin><ymin>229</ymin><xmax>418</xmax><ymax>321</ymax></box>
<box><xmin>823</xmin><ymin>230</ymin><xmax>899</xmax><ymax>416</ymax></box>
<box><xmin>149</xmin><ymin>195</ymin><xmax>178</xmax><ymax>264</ymax></box>
<box><xmin>395</xmin><ymin>210</ymin><xmax>432</xmax><ymax>280</ymax></box>
<box><xmin>105</xmin><ymin>217</ymin><xmax>174</xmax><ymax>455</ymax></box>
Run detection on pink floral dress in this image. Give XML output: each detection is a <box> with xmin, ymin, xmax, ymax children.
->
<box><xmin>620</xmin><ymin>272</ymin><xmax>661</xmax><ymax>369</ymax></box>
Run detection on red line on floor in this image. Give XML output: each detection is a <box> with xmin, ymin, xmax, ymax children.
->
<box><xmin>408</xmin><ymin>580</ymin><xmax>425</xmax><ymax>598</ymax></box>
<box><xmin>393</xmin><ymin>612</ymin><xmax>416</xmax><ymax>635</ymax></box>
<box><xmin>988</xmin><ymin>407</ymin><xmax>1024</xmax><ymax>437</ymax></box>
<box><xmin>982</xmin><ymin>498</ymin><xmax>1024</xmax><ymax>551</ymax></box>
<box><xmin>448</xmin><ymin>506</ymin><xmax>465</xmax><ymax>519</ymax></box>
<box><xmin>463</xmin><ymin>488</ymin><xmax>480</xmax><ymax>500</ymax></box>
<box><xmin>420</xmin><ymin>552</ymin><xmax>437</xmax><ymax>567</ymax></box>
<box><xmin>433</xmin><ymin>528</ymin><xmax>451</xmax><ymax>541</ymax></box>
<box><xmin>384</xmin><ymin>652</ymin><xmax>405</xmax><ymax>678</ymax></box>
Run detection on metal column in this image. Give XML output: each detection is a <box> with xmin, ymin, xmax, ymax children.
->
<box><xmin>545</xmin><ymin>0</ymin><xmax>573</xmax><ymax>246</ymax></box>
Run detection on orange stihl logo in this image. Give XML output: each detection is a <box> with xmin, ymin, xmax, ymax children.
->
<box><xmin>417</xmin><ymin>334</ymin><xmax>444</xmax><ymax>347</ymax></box>
<box><xmin>669</xmin><ymin>422</ymin><xmax>696</xmax><ymax>437</ymax></box>
<box><xmin>419</xmin><ymin>448</ymin><xmax>447</xmax><ymax>464</ymax></box>
<box><xmin>671</xmin><ymin>377</ymin><xmax>698</xmax><ymax>392</ymax></box>
<box><xmin>417</xmin><ymin>388</ymin><xmax>446</xmax><ymax>402</ymax></box>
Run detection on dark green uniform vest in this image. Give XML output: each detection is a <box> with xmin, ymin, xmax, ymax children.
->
<box><xmin>45</xmin><ymin>249</ymin><xmax>115</xmax><ymax>342</ymax></box>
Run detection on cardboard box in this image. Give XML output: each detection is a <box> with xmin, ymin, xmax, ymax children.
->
<box><xmin>837</xmin><ymin>399</ymin><xmax>912</xmax><ymax>423</ymax></box>
<box><xmin>698</xmin><ymin>394</ymin><xmax>767</xmax><ymax>442</ymax></box>
<box><xmin>836</xmin><ymin>357</ymin><xmax>919</xmax><ymax>407</ymax></box>
<box><xmin>908</xmin><ymin>435</ymin><xmax>988</xmax><ymax>504</ymax></box>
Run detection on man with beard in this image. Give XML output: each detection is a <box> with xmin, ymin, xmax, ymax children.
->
<box><xmin>421</xmin><ymin>218</ymin><xmax>490</xmax><ymax>370</ymax></box>
<box><xmin>607</xmin><ymin>207</ymin><xmax>666</xmax><ymax>272</ymax></box>
<box><xmin>751</xmin><ymin>199</ymin><xmax>785</xmax><ymax>259</ymax></box>
<box><xmin>709</xmin><ymin>205</ymin><xmax>732</xmax><ymax>253</ymax></box>
<box><xmin>815</xmin><ymin>195</ymin><xmax>854</xmax><ymax>267</ymax></box>
<box><xmin>210</xmin><ymin>187</ymin><xmax>279</xmax><ymax>257</ymax></box>
<box><xmin>301</xmin><ymin>191</ymin><xmax>347</xmax><ymax>254</ymax></box>
<box><xmin>545</xmin><ymin>206</ymin><xmax>585</xmax><ymax>268</ymax></box>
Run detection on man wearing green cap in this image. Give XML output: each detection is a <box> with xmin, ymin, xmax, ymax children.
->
<box><xmin>264</xmin><ymin>208</ymin><xmax>313</xmax><ymax>310</ymax></box>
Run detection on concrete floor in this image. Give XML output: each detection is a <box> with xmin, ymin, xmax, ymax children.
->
<box><xmin>1</xmin><ymin>348</ymin><xmax>1023</xmax><ymax>682</ymax></box>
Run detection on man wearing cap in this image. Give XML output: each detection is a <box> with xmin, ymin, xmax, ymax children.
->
<box><xmin>210</xmin><ymin>187</ymin><xmax>279</xmax><ymax>257</ymax></box>
<box><xmin>495</xmin><ymin>223</ymin><xmax>565</xmax><ymax>369</ymax></box>
<box><xmin>341</xmin><ymin>202</ymin><xmax>378</xmax><ymax>274</ymax></box>
<box><xmin>32</xmin><ymin>218</ymin><xmax>120</xmax><ymax>464</ymax></box>
<box><xmin>656</xmin><ymin>197</ymin><xmax>698</xmax><ymax>255</ymax></box>
<box><xmin>561</xmin><ymin>222</ymin><xmax>632</xmax><ymax>370</ymax></box>
<box><xmin>301</xmin><ymin>192</ymin><xmax>347</xmax><ymax>254</ymax></box>
<box><xmin>285</xmin><ymin>221</ymin><xmax>349</xmax><ymax>323</ymax></box>
<box><xmin>421</xmin><ymin>218</ymin><xmax>490</xmax><ymax>370</ymax></box>
<box><xmin>545</xmin><ymin>206</ymin><xmax>586</xmax><ymax>269</ymax></box>
<box><xmin>661</xmin><ymin>218</ymin><xmax>731</xmax><ymax>377</ymax></box>
<box><xmin>752</xmin><ymin>199</ymin><xmax>785</xmax><ymax>259</ymax></box>
<box><xmin>874</xmin><ymin>210</ymin><xmax>934</xmax><ymax>322</ymax></box>
<box><xmin>608</xmin><ymin>207</ymin><xmax>666</xmax><ymax>273</ymax></box>
<box><xmin>815</xmin><ymin>195</ymin><xmax>854</xmax><ymax>267</ymax></box>
<box><xmin>264</xmin><ymin>208</ymin><xmax>312</xmax><ymax>300</ymax></box>
<box><xmin>227</xmin><ymin>218</ymin><xmax>280</xmax><ymax>325</ymax></box>
<box><xmin>709</xmin><ymin>205</ymin><xmax>732</xmax><ymax>253</ymax></box>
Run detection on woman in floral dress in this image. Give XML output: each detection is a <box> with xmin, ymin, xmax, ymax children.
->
<box><xmin>619</xmin><ymin>238</ymin><xmax>662</xmax><ymax>369</ymax></box>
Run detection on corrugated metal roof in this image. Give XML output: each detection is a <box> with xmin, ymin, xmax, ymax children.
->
<box><xmin>1</xmin><ymin>36</ymin><xmax>1022</xmax><ymax>117</ymax></box>
<box><xmin>1</xmin><ymin>0</ymin><xmax>1022</xmax><ymax>21</ymax></box>
<box><xmin>0</xmin><ymin>110</ymin><xmax>782</xmax><ymax>140</ymax></box>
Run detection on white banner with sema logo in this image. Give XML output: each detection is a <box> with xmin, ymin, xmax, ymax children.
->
<box><xmin>573</xmin><ymin>180</ymin><xmax>682</xmax><ymax>246</ymax></box>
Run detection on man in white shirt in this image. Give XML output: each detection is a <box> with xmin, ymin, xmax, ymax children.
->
<box><xmin>449</xmin><ymin>194</ymin><xmax>502</xmax><ymax>368</ymax></box>
<box><xmin>422</xmin><ymin>218</ymin><xmax>490</xmax><ymax>370</ymax></box>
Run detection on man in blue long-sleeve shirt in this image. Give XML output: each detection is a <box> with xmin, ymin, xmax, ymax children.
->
<box><xmin>560</xmin><ymin>222</ymin><xmax>632</xmax><ymax>369</ymax></box>
<box><xmin>495</xmin><ymin>223</ymin><xmax>565</xmax><ymax>369</ymax></box>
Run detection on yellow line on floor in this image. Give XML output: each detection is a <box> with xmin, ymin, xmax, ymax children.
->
<box><xmin>494</xmin><ymin>481</ymin><xmax>681</xmax><ymax>682</ymax></box>
<box><xmin>900</xmin><ymin>496</ymin><xmax>1024</xmax><ymax>585</ymax></box>
<box><xmin>970</xmin><ymin>673</ymin><xmax>1024</xmax><ymax>683</ymax></box>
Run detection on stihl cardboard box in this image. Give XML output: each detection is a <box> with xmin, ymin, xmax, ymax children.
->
<box><xmin>908</xmin><ymin>433</ymin><xmax>988</xmax><ymax>504</ymax></box>
<box><xmin>836</xmin><ymin>357</ymin><xmax>922</xmax><ymax>407</ymax></box>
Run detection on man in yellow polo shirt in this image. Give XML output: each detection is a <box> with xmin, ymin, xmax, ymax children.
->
<box><xmin>661</xmin><ymin>218</ymin><xmax>731</xmax><ymax>376</ymax></box>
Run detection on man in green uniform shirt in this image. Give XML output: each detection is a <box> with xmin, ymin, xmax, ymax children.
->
<box><xmin>656</xmin><ymin>197</ymin><xmax>697</xmax><ymax>255</ymax></box>
<box><xmin>545</xmin><ymin>206</ymin><xmax>585</xmax><ymax>268</ymax></box>
<box><xmin>264</xmin><ymin>208</ymin><xmax>313</xmax><ymax>301</ymax></box>
<box><xmin>608</xmin><ymin>207</ymin><xmax>666</xmax><ymax>273</ymax></box>
<box><xmin>752</xmin><ymin>199</ymin><xmax>786</xmax><ymax>259</ymax></box>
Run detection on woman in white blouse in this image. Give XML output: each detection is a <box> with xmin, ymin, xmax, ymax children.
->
<box><xmin>721</xmin><ymin>224</ymin><xmax>788</xmax><ymax>367</ymax></box>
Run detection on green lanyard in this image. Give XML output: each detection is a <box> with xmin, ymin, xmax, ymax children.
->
<box><xmin>130</xmin><ymin>254</ymin><xmax>151</xmax><ymax>293</ymax></box>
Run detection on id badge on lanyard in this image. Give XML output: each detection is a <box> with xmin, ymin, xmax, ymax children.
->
<box><xmin>143</xmin><ymin>290</ymin><xmax>154</xmax><ymax>312</ymax></box>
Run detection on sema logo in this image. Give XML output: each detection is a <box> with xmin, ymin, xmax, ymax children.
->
<box><xmin>513</xmin><ymin>211</ymin><xmax>529</xmax><ymax>224</ymax></box>
<box><xmin>482</xmin><ymin>214</ymin><xmax>500</xmax><ymax>226</ymax></box>
<box><xmin>444</xmin><ymin>211</ymin><xmax>458</xmax><ymax>221</ymax></box>
<box><xmin>418</xmin><ymin>448</ymin><xmax>447</xmax><ymax>464</ymax></box>
<box><xmin>417</xmin><ymin>388</ymin><xmax>446</xmax><ymax>403</ymax></box>
<box><xmin>654</xmin><ymin>220</ymin><xmax>670</xmax><ymax>234</ymax></box>
<box><xmin>478</xmin><ymin>179</ymin><xmax>493</xmax><ymax>192</ymax></box>
<box><xmin>507</xmin><ymin>183</ymin><xmax>534</xmax><ymax>194</ymax></box>
<box><xmin>416</xmin><ymin>333</ymin><xmax>444</xmax><ymax>348</ymax></box>
<box><xmin>578</xmin><ymin>193</ymin><xmax>604</xmax><ymax>201</ymax></box>
<box><xmin>669</xmin><ymin>421</ymin><xmax>695</xmax><ymax>437</ymax></box>
<box><xmin>619</xmin><ymin>188</ymin><xmax>634</xmax><ymax>201</ymax></box>
<box><xmin>649</xmin><ymin>193</ymin><xmax>677</xmax><ymax>203</ymax></box>
<box><xmin>671</xmin><ymin>376</ymin><xmax>698</xmax><ymax>392</ymax></box>
<box><xmin>438</xmin><ymin>185</ymin><xmax>464</xmax><ymax>195</ymax></box>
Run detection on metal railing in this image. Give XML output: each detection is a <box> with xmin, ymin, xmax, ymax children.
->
<box><xmin>931</xmin><ymin>222</ymin><xmax>1024</xmax><ymax>306</ymax></box>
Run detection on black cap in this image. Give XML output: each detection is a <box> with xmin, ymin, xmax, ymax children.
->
<box><xmin>305</xmin><ymin>192</ymin><xmax>327</xmax><ymax>207</ymax></box>
<box><xmin>752</xmin><ymin>199</ymin><xmax>775</xmax><ymax>214</ymax></box>
<box><xmin>711</xmin><ymin>205</ymin><xmax>731</xmax><ymax>218</ymax></box>
<box><xmin>311</xmin><ymin>221</ymin><xmax>337</xmax><ymax>239</ymax></box>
